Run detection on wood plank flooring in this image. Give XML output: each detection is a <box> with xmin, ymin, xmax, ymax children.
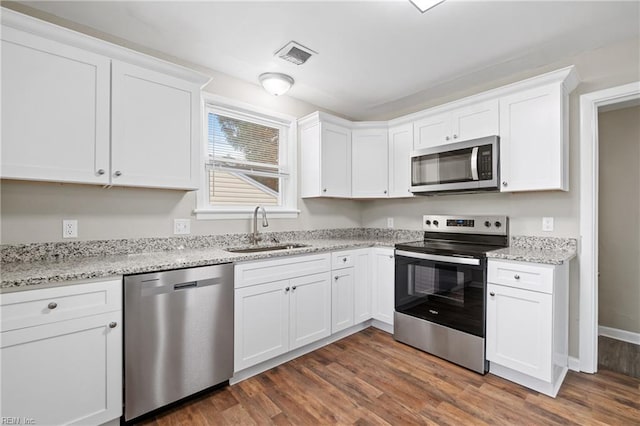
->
<box><xmin>599</xmin><ymin>335</ymin><xmax>640</xmax><ymax>378</ymax></box>
<box><xmin>138</xmin><ymin>328</ymin><xmax>640</xmax><ymax>425</ymax></box>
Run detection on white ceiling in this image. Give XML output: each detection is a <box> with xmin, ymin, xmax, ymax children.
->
<box><xmin>15</xmin><ymin>1</ymin><xmax>640</xmax><ymax>120</ymax></box>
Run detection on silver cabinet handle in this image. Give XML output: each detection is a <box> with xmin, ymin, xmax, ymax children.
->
<box><xmin>514</xmin><ymin>274</ymin><xmax>520</xmax><ymax>280</ymax></box>
<box><xmin>502</xmin><ymin>181</ymin><xmax>508</xmax><ymax>187</ymax></box>
<box><xmin>342</xmin><ymin>258</ymin><xmax>347</xmax><ymax>262</ymax></box>
<box><xmin>334</xmin><ymin>276</ymin><xmax>339</xmax><ymax>281</ymax></box>
<box><xmin>285</xmin><ymin>287</ymin><xmax>290</xmax><ymax>292</ymax></box>
<box><xmin>445</xmin><ymin>136</ymin><xmax>450</xmax><ymax>141</ymax></box>
<box><xmin>322</xmin><ymin>188</ymin><xmax>327</xmax><ymax>193</ymax></box>
<box><xmin>109</xmin><ymin>322</ymin><xmax>117</xmax><ymax>328</ymax></box>
<box><xmin>389</xmin><ymin>255</ymin><xmax>394</xmax><ymax>259</ymax></box>
<box><xmin>489</xmin><ymin>292</ymin><xmax>495</xmax><ymax>296</ymax></box>
<box><xmin>383</xmin><ymin>190</ymin><xmax>387</xmax><ymax>194</ymax></box>
<box><xmin>114</xmin><ymin>170</ymin><xmax>122</xmax><ymax>177</ymax></box>
<box><xmin>292</xmin><ymin>286</ymin><xmax>297</xmax><ymax>291</ymax></box>
<box><xmin>47</xmin><ymin>302</ymin><xmax>58</xmax><ymax>310</ymax></box>
<box><xmin>97</xmin><ymin>169</ymin><xmax>105</xmax><ymax>175</ymax></box>
<box><xmin>453</xmin><ymin>134</ymin><xmax>458</xmax><ymax>139</ymax></box>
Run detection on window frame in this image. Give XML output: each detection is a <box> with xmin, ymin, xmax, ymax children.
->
<box><xmin>195</xmin><ymin>94</ymin><xmax>299</xmax><ymax>220</ymax></box>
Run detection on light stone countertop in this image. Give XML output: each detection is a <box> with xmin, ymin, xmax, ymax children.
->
<box><xmin>486</xmin><ymin>246</ymin><xmax>577</xmax><ymax>265</ymax></box>
<box><xmin>0</xmin><ymin>238</ymin><xmax>408</xmax><ymax>291</ymax></box>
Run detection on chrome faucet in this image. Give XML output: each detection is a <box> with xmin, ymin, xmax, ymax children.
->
<box><xmin>250</xmin><ymin>206</ymin><xmax>269</xmax><ymax>245</ymax></box>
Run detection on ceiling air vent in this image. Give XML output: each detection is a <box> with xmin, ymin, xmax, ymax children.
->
<box><xmin>275</xmin><ymin>41</ymin><xmax>317</xmax><ymax>65</ymax></box>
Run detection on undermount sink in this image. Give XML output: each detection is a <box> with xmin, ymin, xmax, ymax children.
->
<box><xmin>224</xmin><ymin>243</ymin><xmax>309</xmax><ymax>254</ymax></box>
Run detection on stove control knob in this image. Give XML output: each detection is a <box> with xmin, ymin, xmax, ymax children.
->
<box><xmin>425</xmin><ymin>220</ymin><xmax>431</xmax><ymax>226</ymax></box>
<box><xmin>494</xmin><ymin>221</ymin><xmax>502</xmax><ymax>228</ymax></box>
<box><xmin>433</xmin><ymin>220</ymin><xmax>439</xmax><ymax>227</ymax></box>
<box><xmin>484</xmin><ymin>221</ymin><xmax>491</xmax><ymax>228</ymax></box>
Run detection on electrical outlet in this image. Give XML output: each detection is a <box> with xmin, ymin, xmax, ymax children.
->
<box><xmin>542</xmin><ymin>217</ymin><xmax>554</xmax><ymax>232</ymax></box>
<box><xmin>174</xmin><ymin>219</ymin><xmax>191</xmax><ymax>235</ymax></box>
<box><xmin>62</xmin><ymin>219</ymin><xmax>78</xmax><ymax>238</ymax></box>
<box><xmin>387</xmin><ymin>217</ymin><xmax>394</xmax><ymax>229</ymax></box>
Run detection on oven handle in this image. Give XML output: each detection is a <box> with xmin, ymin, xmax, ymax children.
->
<box><xmin>395</xmin><ymin>250</ymin><xmax>481</xmax><ymax>266</ymax></box>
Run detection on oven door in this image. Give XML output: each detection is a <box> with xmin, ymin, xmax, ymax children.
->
<box><xmin>395</xmin><ymin>250</ymin><xmax>486</xmax><ymax>337</ymax></box>
<box><xmin>410</xmin><ymin>136</ymin><xmax>498</xmax><ymax>194</ymax></box>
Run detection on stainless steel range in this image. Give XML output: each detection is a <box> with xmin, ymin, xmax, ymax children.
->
<box><xmin>394</xmin><ymin>215</ymin><xmax>508</xmax><ymax>374</ymax></box>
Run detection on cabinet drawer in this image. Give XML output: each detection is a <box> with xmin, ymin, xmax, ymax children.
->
<box><xmin>235</xmin><ymin>253</ymin><xmax>331</xmax><ymax>288</ymax></box>
<box><xmin>488</xmin><ymin>260</ymin><xmax>554</xmax><ymax>294</ymax></box>
<box><xmin>0</xmin><ymin>278</ymin><xmax>122</xmax><ymax>332</ymax></box>
<box><xmin>332</xmin><ymin>251</ymin><xmax>355</xmax><ymax>269</ymax></box>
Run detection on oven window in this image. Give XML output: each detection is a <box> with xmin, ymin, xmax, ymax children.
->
<box><xmin>395</xmin><ymin>257</ymin><xmax>485</xmax><ymax>337</ymax></box>
<box><xmin>412</xmin><ymin>148</ymin><xmax>473</xmax><ymax>186</ymax></box>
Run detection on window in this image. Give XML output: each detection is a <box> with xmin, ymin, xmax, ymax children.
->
<box><xmin>196</xmin><ymin>95</ymin><xmax>298</xmax><ymax>219</ymax></box>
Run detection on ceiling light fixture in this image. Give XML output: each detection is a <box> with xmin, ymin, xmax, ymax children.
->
<box><xmin>259</xmin><ymin>72</ymin><xmax>294</xmax><ymax>96</ymax></box>
<box><xmin>409</xmin><ymin>0</ymin><xmax>445</xmax><ymax>13</ymax></box>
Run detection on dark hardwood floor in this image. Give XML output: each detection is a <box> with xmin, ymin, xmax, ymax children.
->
<box><xmin>138</xmin><ymin>328</ymin><xmax>640</xmax><ymax>425</ymax></box>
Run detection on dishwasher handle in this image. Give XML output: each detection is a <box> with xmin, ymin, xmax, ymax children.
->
<box><xmin>174</xmin><ymin>281</ymin><xmax>197</xmax><ymax>290</ymax></box>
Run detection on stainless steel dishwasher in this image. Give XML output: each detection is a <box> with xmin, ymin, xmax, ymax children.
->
<box><xmin>124</xmin><ymin>263</ymin><xmax>234</xmax><ymax>422</ymax></box>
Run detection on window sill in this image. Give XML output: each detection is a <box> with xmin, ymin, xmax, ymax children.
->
<box><xmin>194</xmin><ymin>208</ymin><xmax>300</xmax><ymax>220</ymax></box>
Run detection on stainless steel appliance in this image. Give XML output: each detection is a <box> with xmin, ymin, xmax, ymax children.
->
<box><xmin>394</xmin><ymin>215</ymin><xmax>508</xmax><ymax>373</ymax></box>
<box><xmin>124</xmin><ymin>264</ymin><xmax>234</xmax><ymax>422</ymax></box>
<box><xmin>410</xmin><ymin>136</ymin><xmax>499</xmax><ymax>194</ymax></box>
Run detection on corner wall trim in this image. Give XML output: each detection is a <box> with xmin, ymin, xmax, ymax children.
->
<box><xmin>598</xmin><ymin>326</ymin><xmax>640</xmax><ymax>345</ymax></box>
<box><xmin>568</xmin><ymin>356</ymin><xmax>581</xmax><ymax>372</ymax></box>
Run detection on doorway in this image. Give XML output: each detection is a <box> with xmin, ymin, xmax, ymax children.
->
<box><xmin>579</xmin><ymin>82</ymin><xmax>640</xmax><ymax>374</ymax></box>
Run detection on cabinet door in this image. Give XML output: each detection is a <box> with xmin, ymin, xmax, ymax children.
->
<box><xmin>234</xmin><ymin>280</ymin><xmax>289</xmax><ymax>371</ymax></box>
<box><xmin>351</xmin><ymin>128</ymin><xmax>389</xmax><ymax>198</ymax></box>
<box><xmin>300</xmin><ymin>122</ymin><xmax>322</xmax><ymax>197</ymax></box>
<box><xmin>0</xmin><ymin>312</ymin><xmax>122</xmax><ymax>425</ymax></box>
<box><xmin>111</xmin><ymin>60</ymin><xmax>200</xmax><ymax>190</ymax></box>
<box><xmin>321</xmin><ymin>122</ymin><xmax>352</xmax><ymax>197</ymax></box>
<box><xmin>353</xmin><ymin>249</ymin><xmax>373</xmax><ymax>323</ymax></box>
<box><xmin>499</xmin><ymin>84</ymin><xmax>565</xmax><ymax>192</ymax></box>
<box><xmin>413</xmin><ymin>112</ymin><xmax>450</xmax><ymax>149</ymax></box>
<box><xmin>388</xmin><ymin>124</ymin><xmax>414</xmax><ymax>198</ymax></box>
<box><xmin>1</xmin><ymin>27</ymin><xmax>110</xmax><ymax>184</ymax></box>
<box><xmin>372</xmin><ymin>248</ymin><xmax>395</xmax><ymax>326</ymax></box>
<box><xmin>331</xmin><ymin>268</ymin><xmax>355</xmax><ymax>333</ymax></box>
<box><xmin>486</xmin><ymin>283</ymin><xmax>553</xmax><ymax>381</ymax></box>
<box><xmin>451</xmin><ymin>99</ymin><xmax>499</xmax><ymax>142</ymax></box>
<box><xmin>290</xmin><ymin>272</ymin><xmax>331</xmax><ymax>349</ymax></box>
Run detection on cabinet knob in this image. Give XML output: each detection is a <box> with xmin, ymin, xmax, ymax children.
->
<box><xmin>47</xmin><ymin>302</ymin><xmax>58</xmax><ymax>310</ymax></box>
<box><xmin>322</xmin><ymin>188</ymin><xmax>327</xmax><ymax>193</ymax></box>
<box><xmin>383</xmin><ymin>190</ymin><xmax>387</xmax><ymax>194</ymax></box>
<box><xmin>389</xmin><ymin>255</ymin><xmax>394</xmax><ymax>259</ymax></box>
<box><xmin>292</xmin><ymin>286</ymin><xmax>297</xmax><ymax>291</ymax></box>
<box><xmin>285</xmin><ymin>287</ymin><xmax>290</xmax><ymax>292</ymax></box>
<box><xmin>334</xmin><ymin>276</ymin><xmax>339</xmax><ymax>281</ymax></box>
<box><xmin>502</xmin><ymin>181</ymin><xmax>508</xmax><ymax>187</ymax></box>
<box><xmin>514</xmin><ymin>274</ymin><xmax>520</xmax><ymax>280</ymax></box>
<box><xmin>445</xmin><ymin>136</ymin><xmax>450</xmax><ymax>141</ymax></box>
<box><xmin>114</xmin><ymin>170</ymin><xmax>122</xmax><ymax>177</ymax></box>
<box><xmin>453</xmin><ymin>134</ymin><xmax>458</xmax><ymax>139</ymax></box>
<box><xmin>109</xmin><ymin>322</ymin><xmax>117</xmax><ymax>328</ymax></box>
<box><xmin>489</xmin><ymin>292</ymin><xmax>495</xmax><ymax>297</ymax></box>
<box><xmin>408</xmin><ymin>188</ymin><xmax>411</xmax><ymax>192</ymax></box>
<box><xmin>343</xmin><ymin>258</ymin><xmax>347</xmax><ymax>262</ymax></box>
<box><xmin>97</xmin><ymin>169</ymin><xmax>105</xmax><ymax>176</ymax></box>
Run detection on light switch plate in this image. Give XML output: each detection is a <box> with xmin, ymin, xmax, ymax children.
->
<box><xmin>542</xmin><ymin>217</ymin><xmax>554</xmax><ymax>232</ymax></box>
<box><xmin>174</xmin><ymin>219</ymin><xmax>191</xmax><ymax>235</ymax></box>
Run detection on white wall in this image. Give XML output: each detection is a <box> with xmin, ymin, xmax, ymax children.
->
<box><xmin>598</xmin><ymin>105</ymin><xmax>640</xmax><ymax>334</ymax></box>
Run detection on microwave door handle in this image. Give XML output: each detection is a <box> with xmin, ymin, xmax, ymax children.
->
<box><xmin>471</xmin><ymin>146</ymin><xmax>479</xmax><ymax>181</ymax></box>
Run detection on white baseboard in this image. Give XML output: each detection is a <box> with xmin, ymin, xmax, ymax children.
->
<box><xmin>568</xmin><ymin>356</ymin><xmax>580</xmax><ymax>372</ymax></box>
<box><xmin>598</xmin><ymin>325</ymin><xmax>640</xmax><ymax>345</ymax></box>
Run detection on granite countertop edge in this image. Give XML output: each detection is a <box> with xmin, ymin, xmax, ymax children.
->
<box><xmin>0</xmin><ymin>239</ymin><xmax>399</xmax><ymax>291</ymax></box>
<box><xmin>486</xmin><ymin>247</ymin><xmax>577</xmax><ymax>265</ymax></box>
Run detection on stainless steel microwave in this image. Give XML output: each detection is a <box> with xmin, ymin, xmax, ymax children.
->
<box><xmin>410</xmin><ymin>136</ymin><xmax>499</xmax><ymax>195</ymax></box>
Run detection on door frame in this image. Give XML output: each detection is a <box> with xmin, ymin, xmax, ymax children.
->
<box><xmin>579</xmin><ymin>81</ymin><xmax>640</xmax><ymax>373</ymax></box>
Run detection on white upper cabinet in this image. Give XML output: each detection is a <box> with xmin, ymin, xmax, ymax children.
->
<box><xmin>413</xmin><ymin>100</ymin><xmax>499</xmax><ymax>150</ymax></box>
<box><xmin>351</xmin><ymin>127</ymin><xmax>389</xmax><ymax>198</ymax></box>
<box><xmin>499</xmin><ymin>83</ymin><xmax>568</xmax><ymax>192</ymax></box>
<box><xmin>388</xmin><ymin>123</ymin><xmax>414</xmax><ymax>198</ymax></box>
<box><xmin>0</xmin><ymin>10</ymin><xmax>209</xmax><ymax>190</ymax></box>
<box><xmin>111</xmin><ymin>61</ymin><xmax>200</xmax><ymax>189</ymax></box>
<box><xmin>1</xmin><ymin>27</ymin><xmax>111</xmax><ymax>185</ymax></box>
<box><xmin>300</xmin><ymin>113</ymin><xmax>352</xmax><ymax>198</ymax></box>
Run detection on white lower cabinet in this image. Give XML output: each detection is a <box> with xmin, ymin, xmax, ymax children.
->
<box><xmin>372</xmin><ymin>247</ymin><xmax>395</xmax><ymax>326</ymax></box>
<box><xmin>486</xmin><ymin>259</ymin><xmax>569</xmax><ymax>397</ymax></box>
<box><xmin>353</xmin><ymin>249</ymin><xmax>373</xmax><ymax>323</ymax></box>
<box><xmin>0</xmin><ymin>279</ymin><xmax>123</xmax><ymax>425</ymax></box>
<box><xmin>331</xmin><ymin>267</ymin><xmax>355</xmax><ymax>333</ymax></box>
